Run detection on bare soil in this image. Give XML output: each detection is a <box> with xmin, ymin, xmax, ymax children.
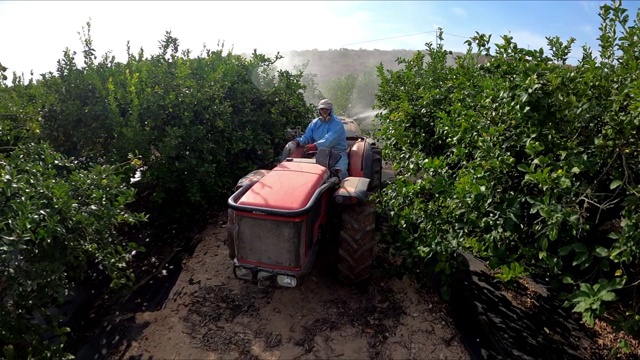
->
<box><xmin>79</xmin><ymin>162</ymin><xmax>640</xmax><ymax>360</ymax></box>
<box><xmin>110</xmin><ymin>221</ymin><xmax>470</xmax><ymax>360</ymax></box>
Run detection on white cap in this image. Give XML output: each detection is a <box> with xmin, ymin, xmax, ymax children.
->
<box><xmin>317</xmin><ymin>99</ymin><xmax>333</xmax><ymax>110</ymax></box>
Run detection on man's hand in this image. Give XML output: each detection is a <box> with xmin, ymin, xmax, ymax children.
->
<box><xmin>304</xmin><ymin>143</ymin><xmax>318</xmax><ymax>152</ymax></box>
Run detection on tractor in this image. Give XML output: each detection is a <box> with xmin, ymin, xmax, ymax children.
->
<box><xmin>225</xmin><ymin>117</ymin><xmax>382</xmax><ymax>287</ymax></box>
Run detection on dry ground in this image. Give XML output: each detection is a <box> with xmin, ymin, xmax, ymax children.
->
<box><xmin>111</xmin><ymin>220</ymin><xmax>470</xmax><ymax>360</ymax></box>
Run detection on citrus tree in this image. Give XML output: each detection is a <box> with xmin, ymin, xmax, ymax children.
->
<box><xmin>375</xmin><ymin>0</ymin><xmax>640</xmax><ymax>331</ymax></box>
<box><xmin>38</xmin><ymin>25</ymin><xmax>314</xmax><ymax>228</ymax></box>
<box><xmin>0</xmin><ymin>70</ymin><xmax>145</xmax><ymax>359</ymax></box>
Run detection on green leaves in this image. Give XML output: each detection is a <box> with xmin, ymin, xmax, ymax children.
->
<box><xmin>0</xmin><ymin>141</ymin><xmax>144</xmax><ymax>358</ymax></box>
<box><xmin>610</xmin><ymin>179</ymin><xmax>623</xmax><ymax>189</ymax></box>
<box><xmin>37</xmin><ymin>28</ymin><xmax>314</xmax><ymax>229</ymax></box>
<box><xmin>496</xmin><ymin>261</ymin><xmax>529</xmax><ymax>282</ymax></box>
<box><xmin>594</xmin><ymin>246</ymin><xmax>610</xmax><ymax>258</ymax></box>
<box><xmin>2</xmin><ymin>26</ymin><xmax>318</xmax><ymax>358</ymax></box>
<box><xmin>569</xmin><ymin>278</ymin><xmax>625</xmax><ymax>325</ymax></box>
<box><xmin>376</xmin><ymin>0</ymin><xmax>640</xmax><ymax>331</ymax></box>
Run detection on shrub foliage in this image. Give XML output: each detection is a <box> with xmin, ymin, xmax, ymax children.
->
<box><xmin>0</xmin><ymin>23</ymin><xmax>313</xmax><ymax>358</ymax></box>
<box><xmin>38</xmin><ymin>26</ymin><xmax>314</xmax><ymax>226</ymax></box>
<box><xmin>0</xmin><ymin>80</ymin><xmax>145</xmax><ymax>358</ymax></box>
<box><xmin>376</xmin><ymin>0</ymin><xmax>640</xmax><ymax>328</ymax></box>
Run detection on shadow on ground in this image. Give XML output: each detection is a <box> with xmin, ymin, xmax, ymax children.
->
<box><xmin>73</xmin><ymin>234</ymin><xmax>201</xmax><ymax>360</ymax></box>
<box><xmin>447</xmin><ymin>253</ymin><xmax>592</xmax><ymax>360</ymax></box>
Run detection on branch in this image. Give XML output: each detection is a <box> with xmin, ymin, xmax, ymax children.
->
<box><xmin>621</xmin><ymin>152</ymin><xmax>635</xmax><ymax>187</ymax></box>
<box><xmin>622</xmin><ymin>278</ymin><xmax>640</xmax><ymax>289</ymax></box>
<box><xmin>592</xmin><ymin>149</ymin><xmax>618</xmax><ymax>191</ymax></box>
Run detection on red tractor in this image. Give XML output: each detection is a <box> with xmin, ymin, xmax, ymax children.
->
<box><xmin>225</xmin><ymin>117</ymin><xmax>382</xmax><ymax>287</ymax></box>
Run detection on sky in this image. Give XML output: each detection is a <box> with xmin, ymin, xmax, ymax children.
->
<box><xmin>1</xmin><ymin>0</ymin><xmax>639</xmax><ymax>82</ymax></box>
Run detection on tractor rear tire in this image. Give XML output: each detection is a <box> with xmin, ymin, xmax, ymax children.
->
<box><xmin>368</xmin><ymin>146</ymin><xmax>382</xmax><ymax>192</ymax></box>
<box><xmin>338</xmin><ymin>199</ymin><xmax>377</xmax><ymax>284</ymax></box>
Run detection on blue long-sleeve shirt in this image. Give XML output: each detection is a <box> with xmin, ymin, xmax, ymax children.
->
<box><xmin>296</xmin><ymin>114</ymin><xmax>347</xmax><ymax>154</ymax></box>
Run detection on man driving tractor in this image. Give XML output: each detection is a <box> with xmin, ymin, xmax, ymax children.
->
<box><xmin>284</xmin><ymin>99</ymin><xmax>349</xmax><ymax>179</ymax></box>
<box><xmin>228</xmin><ymin>98</ymin><xmax>382</xmax><ymax>287</ymax></box>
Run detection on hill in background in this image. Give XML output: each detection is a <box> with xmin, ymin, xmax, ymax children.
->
<box><xmin>273</xmin><ymin>49</ymin><xmax>463</xmax><ymax>88</ymax></box>
<box><xmin>241</xmin><ymin>48</ymin><xmax>486</xmax><ymax>124</ymax></box>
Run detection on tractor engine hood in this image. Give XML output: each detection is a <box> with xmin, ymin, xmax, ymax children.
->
<box><xmin>236</xmin><ymin>161</ymin><xmax>330</xmax><ymax>212</ymax></box>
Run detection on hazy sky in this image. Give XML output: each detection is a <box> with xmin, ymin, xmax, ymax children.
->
<box><xmin>1</xmin><ymin>0</ymin><xmax>639</xmax><ymax>81</ymax></box>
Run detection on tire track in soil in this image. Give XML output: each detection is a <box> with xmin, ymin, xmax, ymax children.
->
<box><xmin>112</xmin><ymin>219</ymin><xmax>469</xmax><ymax>360</ymax></box>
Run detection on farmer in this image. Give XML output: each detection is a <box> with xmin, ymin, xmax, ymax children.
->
<box><xmin>284</xmin><ymin>99</ymin><xmax>348</xmax><ymax>179</ymax></box>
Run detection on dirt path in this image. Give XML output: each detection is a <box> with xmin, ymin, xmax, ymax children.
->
<box><xmin>111</xmin><ymin>220</ymin><xmax>470</xmax><ymax>360</ymax></box>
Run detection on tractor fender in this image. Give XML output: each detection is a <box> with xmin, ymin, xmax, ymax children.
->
<box><xmin>333</xmin><ymin>177</ymin><xmax>370</xmax><ymax>205</ymax></box>
<box><xmin>348</xmin><ymin>140</ymin><xmax>374</xmax><ymax>179</ymax></box>
<box><xmin>235</xmin><ymin>169</ymin><xmax>271</xmax><ymax>190</ymax></box>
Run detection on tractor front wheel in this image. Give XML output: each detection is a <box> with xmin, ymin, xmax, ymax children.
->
<box><xmin>338</xmin><ymin>199</ymin><xmax>377</xmax><ymax>284</ymax></box>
